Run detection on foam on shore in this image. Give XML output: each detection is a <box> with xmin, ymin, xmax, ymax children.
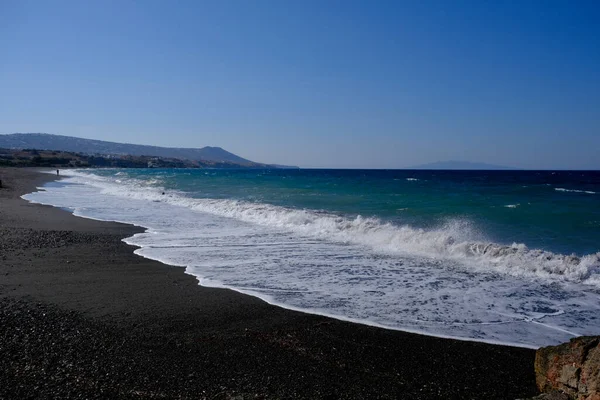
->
<box><xmin>21</xmin><ymin>171</ymin><xmax>600</xmax><ymax>348</ymax></box>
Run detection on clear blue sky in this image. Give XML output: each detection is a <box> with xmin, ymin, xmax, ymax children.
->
<box><xmin>1</xmin><ymin>0</ymin><xmax>598</xmax><ymax>169</ymax></box>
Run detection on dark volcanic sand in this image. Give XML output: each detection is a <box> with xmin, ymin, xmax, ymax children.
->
<box><xmin>0</xmin><ymin>168</ymin><xmax>539</xmax><ymax>399</ymax></box>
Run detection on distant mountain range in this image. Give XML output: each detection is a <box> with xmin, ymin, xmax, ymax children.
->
<box><xmin>408</xmin><ymin>161</ymin><xmax>516</xmax><ymax>170</ymax></box>
<box><xmin>0</xmin><ymin>133</ymin><xmax>297</xmax><ymax>168</ymax></box>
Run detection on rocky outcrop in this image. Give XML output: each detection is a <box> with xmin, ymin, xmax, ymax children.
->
<box><xmin>535</xmin><ymin>336</ymin><xmax>600</xmax><ymax>400</ymax></box>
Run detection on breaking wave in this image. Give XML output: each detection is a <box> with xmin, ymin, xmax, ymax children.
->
<box><xmin>64</xmin><ymin>170</ymin><xmax>600</xmax><ymax>288</ymax></box>
<box><xmin>555</xmin><ymin>188</ymin><xmax>596</xmax><ymax>195</ymax></box>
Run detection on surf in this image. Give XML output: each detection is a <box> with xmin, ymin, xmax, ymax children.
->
<box><xmin>58</xmin><ymin>170</ymin><xmax>600</xmax><ymax>288</ymax></box>
<box><xmin>22</xmin><ymin>169</ymin><xmax>600</xmax><ymax>348</ymax></box>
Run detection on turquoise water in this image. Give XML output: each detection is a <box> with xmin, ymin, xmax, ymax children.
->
<box><xmin>102</xmin><ymin>168</ymin><xmax>600</xmax><ymax>255</ymax></box>
<box><xmin>24</xmin><ymin>168</ymin><xmax>600</xmax><ymax>347</ymax></box>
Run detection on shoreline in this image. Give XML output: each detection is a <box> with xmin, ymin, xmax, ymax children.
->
<box><xmin>26</xmin><ymin>173</ymin><xmax>537</xmax><ymax>350</ymax></box>
<box><xmin>0</xmin><ymin>167</ymin><xmax>539</xmax><ymax>399</ymax></box>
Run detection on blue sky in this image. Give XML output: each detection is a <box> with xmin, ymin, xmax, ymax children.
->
<box><xmin>1</xmin><ymin>0</ymin><xmax>598</xmax><ymax>169</ymax></box>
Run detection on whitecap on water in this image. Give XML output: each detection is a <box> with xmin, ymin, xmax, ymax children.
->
<box><xmin>21</xmin><ymin>170</ymin><xmax>600</xmax><ymax>348</ymax></box>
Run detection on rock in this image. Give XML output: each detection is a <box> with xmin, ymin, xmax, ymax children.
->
<box><xmin>535</xmin><ymin>336</ymin><xmax>600</xmax><ymax>400</ymax></box>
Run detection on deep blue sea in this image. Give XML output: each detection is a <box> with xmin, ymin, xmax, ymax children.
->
<box><xmin>24</xmin><ymin>169</ymin><xmax>600</xmax><ymax>348</ymax></box>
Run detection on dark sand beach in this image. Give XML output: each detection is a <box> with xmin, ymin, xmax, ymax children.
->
<box><xmin>0</xmin><ymin>168</ymin><xmax>538</xmax><ymax>399</ymax></box>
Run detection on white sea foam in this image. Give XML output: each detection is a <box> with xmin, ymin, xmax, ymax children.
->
<box><xmin>555</xmin><ymin>188</ymin><xmax>596</xmax><ymax>194</ymax></box>
<box><xmin>406</xmin><ymin>178</ymin><xmax>419</xmax><ymax>181</ymax></box>
<box><xmin>57</xmin><ymin>170</ymin><xmax>600</xmax><ymax>287</ymax></box>
<box><xmin>21</xmin><ymin>170</ymin><xmax>600</xmax><ymax>348</ymax></box>
<box><xmin>504</xmin><ymin>204</ymin><xmax>519</xmax><ymax>208</ymax></box>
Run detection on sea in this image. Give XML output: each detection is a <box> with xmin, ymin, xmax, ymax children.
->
<box><xmin>23</xmin><ymin>168</ymin><xmax>600</xmax><ymax>348</ymax></box>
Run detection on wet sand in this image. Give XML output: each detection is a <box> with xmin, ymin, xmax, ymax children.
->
<box><xmin>0</xmin><ymin>167</ymin><xmax>538</xmax><ymax>399</ymax></box>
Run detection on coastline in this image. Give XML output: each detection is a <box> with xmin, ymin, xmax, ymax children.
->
<box><xmin>0</xmin><ymin>167</ymin><xmax>539</xmax><ymax>399</ymax></box>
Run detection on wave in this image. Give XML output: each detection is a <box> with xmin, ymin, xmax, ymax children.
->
<box><xmin>504</xmin><ymin>204</ymin><xmax>519</xmax><ymax>208</ymax></box>
<box><xmin>555</xmin><ymin>188</ymin><xmax>596</xmax><ymax>194</ymax></box>
<box><xmin>406</xmin><ymin>178</ymin><xmax>419</xmax><ymax>181</ymax></box>
<box><xmin>64</xmin><ymin>170</ymin><xmax>600</xmax><ymax>287</ymax></box>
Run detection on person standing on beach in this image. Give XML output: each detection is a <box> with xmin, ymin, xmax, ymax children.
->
<box><xmin>56</xmin><ymin>169</ymin><xmax>59</xmax><ymax>176</ymax></box>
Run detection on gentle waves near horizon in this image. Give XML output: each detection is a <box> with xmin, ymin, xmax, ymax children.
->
<box><xmin>23</xmin><ymin>168</ymin><xmax>600</xmax><ymax>348</ymax></box>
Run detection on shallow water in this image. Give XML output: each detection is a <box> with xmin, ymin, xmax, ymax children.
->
<box><xmin>23</xmin><ymin>169</ymin><xmax>600</xmax><ymax>348</ymax></box>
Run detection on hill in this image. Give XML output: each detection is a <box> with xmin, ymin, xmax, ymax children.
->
<box><xmin>408</xmin><ymin>161</ymin><xmax>516</xmax><ymax>170</ymax></box>
<box><xmin>0</xmin><ymin>148</ymin><xmax>260</xmax><ymax>169</ymax></box>
<box><xmin>0</xmin><ymin>133</ymin><xmax>297</xmax><ymax>168</ymax></box>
